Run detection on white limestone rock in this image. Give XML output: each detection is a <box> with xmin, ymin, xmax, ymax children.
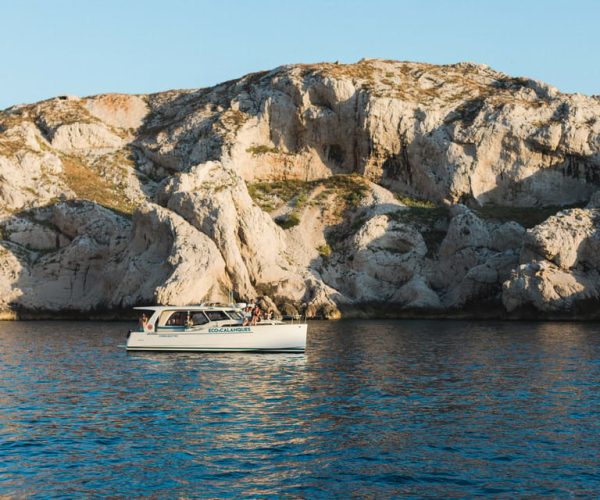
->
<box><xmin>11</xmin><ymin>203</ymin><xmax>130</xmax><ymax>311</ymax></box>
<box><xmin>0</xmin><ymin>242</ymin><xmax>25</xmax><ymax>309</ymax></box>
<box><xmin>502</xmin><ymin>261</ymin><xmax>600</xmax><ymax>312</ymax></box>
<box><xmin>2</xmin><ymin>59</ymin><xmax>600</xmax><ymax>317</ymax></box>
<box><xmin>2</xmin><ymin>202</ymin><xmax>229</xmax><ymax>312</ymax></box>
<box><xmin>489</xmin><ymin>221</ymin><xmax>526</xmax><ymax>252</ymax></box>
<box><xmin>391</xmin><ymin>275</ymin><xmax>442</xmax><ymax>309</ymax></box>
<box><xmin>113</xmin><ymin>204</ymin><xmax>228</xmax><ymax>307</ymax></box>
<box><xmin>50</xmin><ymin>123</ymin><xmax>124</xmax><ymax>152</ymax></box>
<box><xmin>2</xmin><ymin>217</ymin><xmax>69</xmax><ymax>251</ymax></box>
<box><xmin>0</xmin><ymin>121</ymin><xmax>66</xmax><ymax>210</ymax></box>
<box><xmin>162</xmin><ymin>161</ymin><xmax>289</xmax><ymax>298</ymax></box>
<box><xmin>444</xmin><ymin>251</ymin><xmax>519</xmax><ymax>308</ymax></box>
<box><xmin>137</xmin><ymin>61</ymin><xmax>600</xmax><ymax>208</ymax></box>
<box><xmin>521</xmin><ymin>209</ymin><xmax>598</xmax><ymax>269</ymax></box>
<box><xmin>84</xmin><ymin>94</ymin><xmax>149</xmax><ymax>130</ymax></box>
<box><xmin>501</xmin><ymin>206</ymin><xmax>600</xmax><ymax>313</ymax></box>
<box><xmin>322</xmin><ymin>214</ymin><xmax>427</xmax><ymax>302</ymax></box>
<box><xmin>433</xmin><ymin>208</ymin><xmax>492</xmax><ymax>291</ymax></box>
<box><xmin>439</xmin><ymin>208</ymin><xmax>490</xmax><ymax>257</ymax></box>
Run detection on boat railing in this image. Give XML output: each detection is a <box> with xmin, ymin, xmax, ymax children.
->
<box><xmin>283</xmin><ymin>314</ymin><xmax>306</xmax><ymax>324</ymax></box>
<box><xmin>199</xmin><ymin>302</ymin><xmax>244</xmax><ymax>309</ymax></box>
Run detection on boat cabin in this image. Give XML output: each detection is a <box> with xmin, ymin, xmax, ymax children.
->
<box><xmin>135</xmin><ymin>306</ymin><xmax>246</xmax><ymax>332</ymax></box>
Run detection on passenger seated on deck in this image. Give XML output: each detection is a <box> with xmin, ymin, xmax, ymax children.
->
<box><xmin>251</xmin><ymin>305</ymin><xmax>261</xmax><ymax>326</ymax></box>
<box><xmin>242</xmin><ymin>305</ymin><xmax>253</xmax><ymax>326</ymax></box>
<box><xmin>138</xmin><ymin>313</ymin><xmax>148</xmax><ymax>331</ymax></box>
<box><xmin>265</xmin><ymin>309</ymin><xmax>274</xmax><ymax>321</ymax></box>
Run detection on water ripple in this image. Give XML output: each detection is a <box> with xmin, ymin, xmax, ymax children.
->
<box><xmin>1</xmin><ymin>319</ymin><xmax>599</xmax><ymax>497</ymax></box>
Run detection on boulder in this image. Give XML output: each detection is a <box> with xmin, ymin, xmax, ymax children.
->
<box><xmin>444</xmin><ymin>251</ymin><xmax>519</xmax><ymax>308</ymax></box>
<box><xmin>489</xmin><ymin>221</ymin><xmax>526</xmax><ymax>252</ymax></box>
<box><xmin>503</xmin><ymin>261</ymin><xmax>600</xmax><ymax>312</ymax></box>
<box><xmin>391</xmin><ymin>275</ymin><xmax>442</xmax><ymax>309</ymax></box>
<box><xmin>322</xmin><ymin>214</ymin><xmax>427</xmax><ymax>302</ymax></box>
<box><xmin>521</xmin><ymin>209</ymin><xmax>598</xmax><ymax>269</ymax></box>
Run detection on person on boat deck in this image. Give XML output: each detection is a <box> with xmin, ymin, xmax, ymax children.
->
<box><xmin>251</xmin><ymin>305</ymin><xmax>262</xmax><ymax>326</ymax></box>
<box><xmin>138</xmin><ymin>313</ymin><xmax>148</xmax><ymax>331</ymax></box>
<box><xmin>185</xmin><ymin>312</ymin><xmax>193</xmax><ymax>327</ymax></box>
<box><xmin>265</xmin><ymin>309</ymin><xmax>274</xmax><ymax>321</ymax></box>
<box><xmin>242</xmin><ymin>305</ymin><xmax>253</xmax><ymax>326</ymax></box>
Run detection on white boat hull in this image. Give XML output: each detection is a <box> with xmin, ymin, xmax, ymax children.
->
<box><xmin>126</xmin><ymin>323</ymin><xmax>307</xmax><ymax>352</ymax></box>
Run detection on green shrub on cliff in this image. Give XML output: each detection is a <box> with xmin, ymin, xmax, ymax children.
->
<box><xmin>275</xmin><ymin>213</ymin><xmax>300</xmax><ymax>229</ymax></box>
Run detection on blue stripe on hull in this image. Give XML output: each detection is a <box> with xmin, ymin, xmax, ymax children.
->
<box><xmin>126</xmin><ymin>346</ymin><xmax>305</xmax><ymax>353</ymax></box>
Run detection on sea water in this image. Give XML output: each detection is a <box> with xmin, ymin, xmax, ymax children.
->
<box><xmin>1</xmin><ymin>320</ymin><xmax>599</xmax><ymax>497</ymax></box>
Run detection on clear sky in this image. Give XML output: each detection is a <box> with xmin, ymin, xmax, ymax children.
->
<box><xmin>1</xmin><ymin>0</ymin><xmax>599</xmax><ymax>109</ymax></box>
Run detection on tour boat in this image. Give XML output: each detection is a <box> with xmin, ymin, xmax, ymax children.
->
<box><xmin>126</xmin><ymin>305</ymin><xmax>307</xmax><ymax>352</ymax></box>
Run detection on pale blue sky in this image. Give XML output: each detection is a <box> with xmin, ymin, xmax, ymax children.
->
<box><xmin>1</xmin><ymin>0</ymin><xmax>599</xmax><ymax>109</ymax></box>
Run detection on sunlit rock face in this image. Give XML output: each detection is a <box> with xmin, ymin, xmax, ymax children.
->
<box><xmin>1</xmin><ymin>59</ymin><xmax>600</xmax><ymax>318</ymax></box>
<box><xmin>503</xmin><ymin>208</ymin><xmax>600</xmax><ymax>314</ymax></box>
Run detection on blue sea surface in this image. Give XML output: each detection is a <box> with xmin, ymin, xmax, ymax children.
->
<box><xmin>0</xmin><ymin>320</ymin><xmax>599</xmax><ymax>497</ymax></box>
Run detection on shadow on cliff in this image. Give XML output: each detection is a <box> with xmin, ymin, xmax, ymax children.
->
<box><xmin>443</xmin><ymin>92</ymin><xmax>600</xmax><ymax>208</ymax></box>
<box><xmin>129</xmin><ymin>86</ymin><xmax>227</xmax><ymax>182</ymax></box>
<box><xmin>137</xmin><ymin>68</ymin><xmax>375</xmax><ymax>181</ymax></box>
<box><xmin>374</xmin><ymin>85</ymin><xmax>600</xmax><ymax>209</ymax></box>
<box><xmin>304</xmin><ymin>165</ymin><xmax>600</xmax><ymax>319</ymax></box>
<box><xmin>444</xmin><ymin>149</ymin><xmax>600</xmax><ymax>318</ymax></box>
<box><xmin>0</xmin><ymin>200</ymin><xmax>141</xmax><ymax>319</ymax></box>
<box><xmin>467</xmin><ymin>151</ymin><xmax>600</xmax><ymax>209</ymax></box>
<box><xmin>129</xmin><ymin>70</ymin><xmax>294</xmax><ymax>179</ymax></box>
<box><xmin>302</xmin><ymin>85</ymin><xmax>373</xmax><ymax>177</ymax></box>
<box><xmin>300</xmin><ymin>198</ymin><xmax>453</xmax><ymax>319</ymax></box>
<box><xmin>505</xmin><ymin>207</ymin><xmax>600</xmax><ymax>319</ymax></box>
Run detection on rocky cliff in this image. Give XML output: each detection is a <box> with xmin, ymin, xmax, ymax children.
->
<box><xmin>1</xmin><ymin>59</ymin><xmax>600</xmax><ymax>319</ymax></box>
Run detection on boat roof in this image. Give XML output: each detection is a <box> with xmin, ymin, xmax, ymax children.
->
<box><xmin>134</xmin><ymin>304</ymin><xmax>244</xmax><ymax>312</ymax></box>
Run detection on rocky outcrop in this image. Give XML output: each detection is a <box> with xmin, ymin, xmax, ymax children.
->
<box><xmin>1</xmin><ymin>59</ymin><xmax>600</xmax><ymax>318</ymax></box>
<box><xmin>502</xmin><ymin>208</ymin><xmax>600</xmax><ymax>315</ymax></box>
<box><xmin>503</xmin><ymin>261</ymin><xmax>600</xmax><ymax>313</ymax></box>
<box><xmin>0</xmin><ymin>201</ymin><xmax>228</xmax><ymax>312</ymax></box>
<box><xmin>160</xmin><ymin>160</ymin><xmax>290</xmax><ymax>298</ymax></box>
<box><xmin>135</xmin><ymin>60</ymin><xmax>600</xmax><ymax>208</ymax></box>
<box><xmin>322</xmin><ymin>214</ymin><xmax>428</xmax><ymax>303</ymax></box>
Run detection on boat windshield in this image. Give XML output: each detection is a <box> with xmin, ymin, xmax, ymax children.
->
<box><xmin>226</xmin><ymin>310</ymin><xmax>244</xmax><ymax>320</ymax></box>
<box><xmin>205</xmin><ymin>310</ymin><xmax>229</xmax><ymax>321</ymax></box>
<box><xmin>155</xmin><ymin>309</ymin><xmax>244</xmax><ymax>327</ymax></box>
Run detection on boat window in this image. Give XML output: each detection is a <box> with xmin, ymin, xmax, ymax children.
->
<box><xmin>165</xmin><ymin>311</ymin><xmax>187</xmax><ymax>326</ymax></box>
<box><xmin>205</xmin><ymin>310</ymin><xmax>229</xmax><ymax>321</ymax></box>
<box><xmin>226</xmin><ymin>310</ymin><xmax>244</xmax><ymax>320</ymax></box>
<box><xmin>191</xmin><ymin>312</ymin><xmax>209</xmax><ymax>325</ymax></box>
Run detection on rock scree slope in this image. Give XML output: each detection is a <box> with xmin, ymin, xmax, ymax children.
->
<box><xmin>1</xmin><ymin>59</ymin><xmax>600</xmax><ymax>319</ymax></box>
